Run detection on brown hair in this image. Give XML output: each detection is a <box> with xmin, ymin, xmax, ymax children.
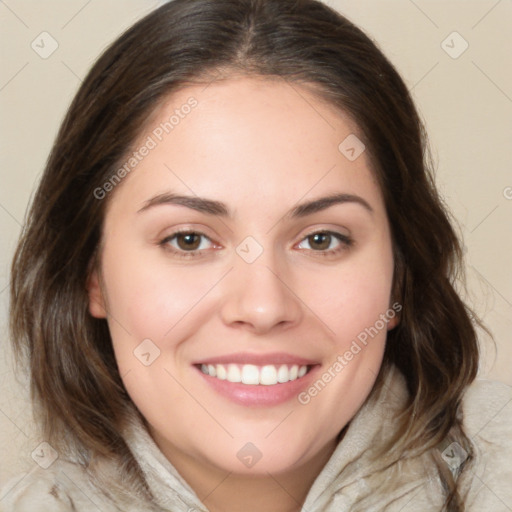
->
<box><xmin>10</xmin><ymin>0</ymin><xmax>481</xmax><ymax>509</ymax></box>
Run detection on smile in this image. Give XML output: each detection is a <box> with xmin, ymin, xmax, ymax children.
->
<box><xmin>200</xmin><ymin>363</ymin><xmax>309</xmax><ymax>385</ymax></box>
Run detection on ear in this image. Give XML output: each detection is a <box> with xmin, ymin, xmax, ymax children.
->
<box><xmin>86</xmin><ymin>268</ymin><xmax>107</xmax><ymax>318</ymax></box>
<box><xmin>386</xmin><ymin>300</ymin><xmax>401</xmax><ymax>331</ymax></box>
<box><xmin>387</xmin><ymin>314</ymin><xmax>399</xmax><ymax>330</ymax></box>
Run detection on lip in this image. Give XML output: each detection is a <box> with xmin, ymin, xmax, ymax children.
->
<box><xmin>193</xmin><ymin>352</ymin><xmax>319</xmax><ymax>367</ymax></box>
<box><xmin>194</xmin><ymin>359</ymin><xmax>321</xmax><ymax>407</ymax></box>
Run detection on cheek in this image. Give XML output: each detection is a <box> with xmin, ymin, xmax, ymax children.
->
<box><xmin>100</xmin><ymin>247</ymin><xmax>222</xmax><ymax>366</ymax></box>
<box><xmin>306</xmin><ymin>246</ymin><xmax>395</xmax><ymax>346</ymax></box>
<box><xmin>293</xmin><ymin>243</ymin><xmax>394</xmax><ymax>431</ymax></box>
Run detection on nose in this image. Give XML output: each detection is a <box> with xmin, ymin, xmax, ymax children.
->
<box><xmin>219</xmin><ymin>249</ymin><xmax>303</xmax><ymax>335</ymax></box>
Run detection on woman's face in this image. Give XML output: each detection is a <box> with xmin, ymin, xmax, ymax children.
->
<box><xmin>88</xmin><ymin>76</ymin><xmax>397</xmax><ymax>476</ymax></box>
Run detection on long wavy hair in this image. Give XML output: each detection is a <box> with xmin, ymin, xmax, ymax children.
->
<box><xmin>10</xmin><ymin>0</ymin><xmax>482</xmax><ymax>509</ymax></box>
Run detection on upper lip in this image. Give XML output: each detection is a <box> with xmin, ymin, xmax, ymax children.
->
<box><xmin>193</xmin><ymin>352</ymin><xmax>319</xmax><ymax>366</ymax></box>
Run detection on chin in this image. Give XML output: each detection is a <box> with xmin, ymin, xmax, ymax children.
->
<box><xmin>186</xmin><ymin>426</ymin><xmax>332</xmax><ymax>477</ymax></box>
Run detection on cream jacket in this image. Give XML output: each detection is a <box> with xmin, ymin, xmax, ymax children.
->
<box><xmin>1</xmin><ymin>366</ymin><xmax>511</xmax><ymax>511</ymax></box>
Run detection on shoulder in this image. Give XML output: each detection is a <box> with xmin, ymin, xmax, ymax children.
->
<box><xmin>0</xmin><ymin>453</ymin><xmax>165</xmax><ymax>512</ymax></box>
<box><xmin>0</xmin><ymin>459</ymin><xmax>116</xmax><ymax>512</ymax></box>
<box><xmin>460</xmin><ymin>378</ymin><xmax>512</xmax><ymax>510</ymax></box>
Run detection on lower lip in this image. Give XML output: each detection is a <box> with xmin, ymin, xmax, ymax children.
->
<box><xmin>195</xmin><ymin>366</ymin><xmax>319</xmax><ymax>407</ymax></box>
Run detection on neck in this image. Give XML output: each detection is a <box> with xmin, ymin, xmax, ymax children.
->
<box><xmin>151</xmin><ymin>432</ymin><xmax>337</xmax><ymax>512</ymax></box>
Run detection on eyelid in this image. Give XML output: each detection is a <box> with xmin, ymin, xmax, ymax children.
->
<box><xmin>294</xmin><ymin>229</ymin><xmax>353</xmax><ymax>254</ymax></box>
<box><xmin>159</xmin><ymin>228</ymin><xmax>218</xmax><ymax>258</ymax></box>
<box><xmin>297</xmin><ymin>226</ymin><xmax>351</xmax><ymax>242</ymax></box>
<box><xmin>159</xmin><ymin>226</ymin><xmax>353</xmax><ymax>260</ymax></box>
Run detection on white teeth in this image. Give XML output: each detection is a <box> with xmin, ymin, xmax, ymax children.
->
<box><xmin>260</xmin><ymin>365</ymin><xmax>278</xmax><ymax>386</ymax></box>
<box><xmin>277</xmin><ymin>365</ymin><xmax>289</xmax><ymax>383</ymax></box>
<box><xmin>227</xmin><ymin>364</ymin><xmax>241</xmax><ymax>383</ymax></box>
<box><xmin>200</xmin><ymin>363</ymin><xmax>309</xmax><ymax>385</ymax></box>
<box><xmin>216</xmin><ymin>364</ymin><xmax>227</xmax><ymax>380</ymax></box>
<box><xmin>241</xmin><ymin>364</ymin><xmax>259</xmax><ymax>385</ymax></box>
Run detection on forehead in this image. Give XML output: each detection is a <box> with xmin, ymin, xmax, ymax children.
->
<box><xmin>105</xmin><ymin>76</ymin><xmax>383</xmax><ymax>218</ymax></box>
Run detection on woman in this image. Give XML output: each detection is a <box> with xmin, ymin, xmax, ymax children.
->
<box><xmin>2</xmin><ymin>0</ymin><xmax>511</xmax><ymax>511</ymax></box>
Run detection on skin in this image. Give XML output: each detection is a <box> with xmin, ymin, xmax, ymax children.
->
<box><xmin>87</xmin><ymin>76</ymin><xmax>398</xmax><ymax>512</ymax></box>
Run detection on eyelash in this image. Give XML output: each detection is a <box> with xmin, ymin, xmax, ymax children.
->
<box><xmin>158</xmin><ymin>228</ymin><xmax>353</xmax><ymax>259</ymax></box>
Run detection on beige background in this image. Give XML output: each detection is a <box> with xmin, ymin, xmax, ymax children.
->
<box><xmin>1</xmin><ymin>0</ymin><xmax>511</xmax><ymax>491</ymax></box>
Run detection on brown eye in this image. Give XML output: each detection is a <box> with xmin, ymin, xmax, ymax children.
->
<box><xmin>159</xmin><ymin>230</ymin><xmax>215</xmax><ymax>259</ymax></box>
<box><xmin>175</xmin><ymin>232</ymin><xmax>202</xmax><ymax>251</ymax></box>
<box><xmin>307</xmin><ymin>232</ymin><xmax>332</xmax><ymax>251</ymax></box>
<box><xmin>297</xmin><ymin>230</ymin><xmax>353</xmax><ymax>256</ymax></box>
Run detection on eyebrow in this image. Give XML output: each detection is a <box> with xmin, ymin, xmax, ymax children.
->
<box><xmin>137</xmin><ymin>192</ymin><xmax>373</xmax><ymax>218</ymax></box>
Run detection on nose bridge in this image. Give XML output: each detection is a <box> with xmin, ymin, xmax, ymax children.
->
<box><xmin>219</xmin><ymin>238</ymin><xmax>302</xmax><ymax>333</ymax></box>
